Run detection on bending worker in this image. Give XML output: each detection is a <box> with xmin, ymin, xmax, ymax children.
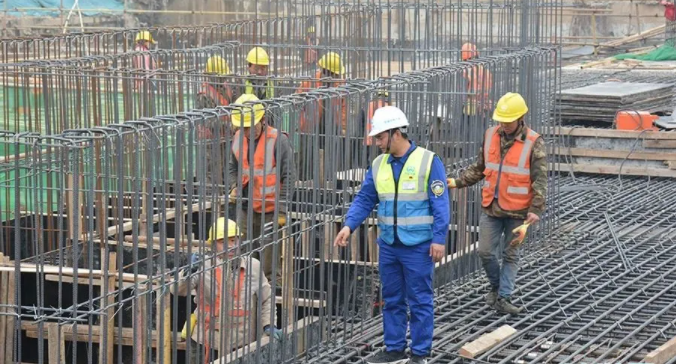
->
<box><xmin>448</xmin><ymin>92</ymin><xmax>547</xmax><ymax>314</ymax></box>
<box><xmin>228</xmin><ymin>94</ymin><xmax>296</xmax><ymax>281</ymax></box>
<box><xmin>334</xmin><ymin>106</ymin><xmax>450</xmax><ymax>364</ymax></box>
<box><xmin>171</xmin><ymin>217</ymin><xmax>281</xmax><ymax>363</ymax></box>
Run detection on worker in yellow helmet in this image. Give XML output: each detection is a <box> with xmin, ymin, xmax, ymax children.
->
<box><xmin>447</xmin><ymin>92</ymin><xmax>547</xmax><ymax>315</ymax></box>
<box><xmin>196</xmin><ymin>55</ymin><xmax>235</xmax><ymax>110</ymax></box>
<box><xmin>172</xmin><ymin>217</ymin><xmax>280</xmax><ymax>363</ymax></box>
<box><xmin>242</xmin><ymin>47</ymin><xmax>275</xmax><ymax>100</ymax></box>
<box><xmin>228</xmin><ymin>94</ymin><xmax>296</xmax><ymax>281</ymax></box>
<box><xmin>295</xmin><ymin>51</ymin><xmax>348</xmax><ymax>180</ymax></box>
<box><xmin>132</xmin><ymin>30</ymin><xmax>159</xmax><ymax>116</ymax></box>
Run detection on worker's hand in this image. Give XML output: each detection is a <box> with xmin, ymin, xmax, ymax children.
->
<box><xmin>334</xmin><ymin>226</ymin><xmax>351</xmax><ymax>247</ymax></box>
<box><xmin>447</xmin><ymin>178</ymin><xmax>457</xmax><ymax>189</ymax></box>
<box><xmin>429</xmin><ymin>243</ymin><xmax>446</xmax><ymax>263</ymax></box>
<box><xmin>229</xmin><ymin>188</ymin><xmax>237</xmax><ymax>204</ymax></box>
<box><xmin>524</xmin><ymin>212</ymin><xmax>540</xmax><ymax>225</ymax></box>
<box><xmin>509</xmin><ymin>223</ymin><xmax>531</xmax><ymax>247</ymax></box>
<box><xmin>278</xmin><ymin>214</ymin><xmax>287</xmax><ymax>227</ymax></box>
<box><xmin>189</xmin><ymin>253</ymin><xmax>202</xmax><ymax>274</ymax></box>
<box><xmin>264</xmin><ymin>325</ymin><xmax>283</xmax><ymax>340</ymax></box>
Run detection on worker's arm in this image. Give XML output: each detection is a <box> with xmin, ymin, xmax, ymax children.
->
<box><xmin>228</xmin><ymin>148</ymin><xmax>239</xmax><ymax>192</ymax></box>
<box><xmin>528</xmin><ymin>136</ymin><xmax>548</xmax><ymax>217</ymax></box>
<box><xmin>428</xmin><ymin>156</ymin><xmax>451</xmax><ymax>245</ymax></box>
<box><xmin>257</xmin><ymin>265</ymin><xmax>274</xmax><ymax>330</ymax></box>
<box><xmin>169</xmin><ymin>267</ymin><xmax>198</xmax><ymax>296</ymax></box>
<box><xmin>276</xmin><ymin>133</ymin><xmax>297</xmax><ymax>214</ymax></box>
<box><xmin>343</xmin><ymin>168</ymin><xmax>379</xmax><ymax>232</ymax></box>
<box><xmin>454</xmin><ymin>143</ymin><xmax>486</xmax><ymax>188</ymax></box>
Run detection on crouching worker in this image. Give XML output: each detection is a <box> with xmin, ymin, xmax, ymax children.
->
<box><xmin>172</xmin><ymin>217</ymin><xmax>282</xmax><ymax>363</ymax></box>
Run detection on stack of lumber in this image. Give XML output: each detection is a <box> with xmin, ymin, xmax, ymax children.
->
<box><xmin>557</xmin><ymin>82</ymin><xmax>674</xmax><ymax>123</ymax></box>
<box><xmin>597</xmin><ymin>25</ymin><xmax>665</xmax><ymax>50</ymax></box>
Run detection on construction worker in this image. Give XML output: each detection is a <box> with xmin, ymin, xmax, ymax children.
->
<box><xmin>132</xmin><ymin>30</ymin><xmax>158</xmax><ymax>116</ymax></box>
<box><xmin>461</xmin><ymin>43</ymin><xmax>493</xmax><ymax>116</ymax></box>
<box><xmin>243</xmin><ymin>47</ymin><xmax>275</xmax><ymax>100</ymax></box>
<box><xmin>171</xmin><ymin>218</ymin><xmax>281</xmax><ymax>363</ymax></box>
<box><xmin>196</xmin><ymin>55</ymin><xmax>235</xmax><ymax>110</ymax></box>
<box><xmin>302</xmin><ymin>26</ymin><xmax>319</xmax><ymax>67</ymax></box>
<box><xmin>228</xmin><ymin>94</ymin><xmax>296</xmax><ymax>280</ymax></box>
<box><xmin>334</xmin><ymin>106</ymin><xmax>450</xmax><ymax>364</ymax></box>
<box><xmin>447</xmin><ymin>92</ymin><xmax>547</xmax><ymax>314</ymax></box>
<box><xmin>296</xmin><ymin>52</ymin><xmax>348</xmax><ymax>179</ymax></box>
<box><xmin>133</xmin><ymin>30</ymin><xmax>157</xmax><ymax>69</ymax></box>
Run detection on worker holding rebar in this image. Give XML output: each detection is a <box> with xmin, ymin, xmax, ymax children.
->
<box><xmin>172</xmin><ymin>217</ymin><xmax>281</xmax><ymax>363</ymax></box>
<box><xmin>448</xmin><ymin>92</ymin><xmax>547</xmax><ymax>315</ymax></box>
<box><xmin>296</xmin><ymin>52</ymin><xmax>348</xmax><ymax>179</ymax></box>
<box><xmin>228</xmin><ymin>94</ymin><xmax>296</xmax><ymax>282</ymax></box>
<box><xmin>242</xmin><ymin>47</ymin><xmax>275</xmax><ymax>100</ymax></box>
<box><xmin>334</xmin><ymin>106</ymin><xmax>450</xmax><ymax>364</ymax></box>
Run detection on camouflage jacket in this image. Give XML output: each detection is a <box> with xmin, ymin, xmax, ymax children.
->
<box><xmin>455</xmin><ymin>123</ymin><xmax>547</xmax><ymax>220</ymax></box>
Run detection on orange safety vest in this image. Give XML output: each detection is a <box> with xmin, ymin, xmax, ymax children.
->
<box><xmin>200</xmin><ymin>266</ymin><xmax>247</xmax><ymax>363</ymax></box>
<box><xmin>364</xmin><ymin>99</ymin><xmax>388</xmax><ymax>146</ymax></box>
<box><xmin>463</xmin><ymin>65</ymin><xmax>493</xmax><ymax>115</ymax></box>
<box><xmin>297</xmin><ymin>70</ymin><xmax>347</xmax><ymax>134</ymax></box>
<box><xmin>232</xmin><ymin>127</ymin><xmax>279</xmax><ymax>213</ymax></box>
<box><xmin>201</xmin><ymin>82</ymin><xmax>233</xmax><ymax>107</ymax></box>
<box><xmin>481</xmin><ymin>126</ymin><xmax>540</xmax><ymax>211</ymax></box>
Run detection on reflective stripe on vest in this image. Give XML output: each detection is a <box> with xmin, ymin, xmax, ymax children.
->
<box><xmin>232</xmin><ymin>127</ymin><xmax>279</xmax><ymax>213</ymax></box>
<box><xmin>481</xmin><ymin>126</ymin><xmax>540</xmax><ymax>211</ymax></box>
<box><xmin>245</xmin><ymin>79</ymin><xmax>275</xmax><ymax>99</ymax></box>
<box><xmin>372</xmin><ymin>147</ymin><xmax>435</xmax><ymax>245</ymax></box>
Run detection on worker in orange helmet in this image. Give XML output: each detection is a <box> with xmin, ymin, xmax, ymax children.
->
<box><xmin>461</xmin><ymin>42</ymin><xmax>493</xmax><ymax>157</ymax></box>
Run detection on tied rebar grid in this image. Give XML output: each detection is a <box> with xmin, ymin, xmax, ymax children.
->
<box><xmin>300</xmin><ymin>175</ymin><xmax>676</xmax><ymax>364</ymax></box>
<box><xmin>0</xmin><ymin>47</ymin><xmax>560</xmax><ymax>364</ymax></box>
<box><xmin>0</xmin><ymin>0</ymin><xmax>561</xmax><ymax>69</ymax></box>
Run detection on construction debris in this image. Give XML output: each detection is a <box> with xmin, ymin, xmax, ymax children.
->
<box><xmin>459</xmin><ymin>325</ymin><xmax>517</xmax><ymax>358</ymax></box>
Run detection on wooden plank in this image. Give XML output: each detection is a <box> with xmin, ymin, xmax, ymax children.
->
<box><xmin>0</xmin><ymin>255</ymin><xmax>8</xmax><ymax>363</ymax></box>
<box><xmin>281</xmin><ymin>229</ymin><xmax>296</xmax><ymax>329</ymax></box>
<box><xmin>554</xmin><ymin>147</ymin><xmax>676</xmax><ymax>161</ymax></box>
<box><xmin>275</xmin><ymin>296</ymin><xmax>326</xmax><ymax>309</ymax></box>
<box><xmin>459</xmin><ymin>325</ymin><xmax>517</xmax><ymax>358</ymax></box>
<box><xmin>300</xmin><ymin>221</ymin><xmax>310</xmax><ymax>258</ymax></box>
<box><xmin>157</xmin><ymin>289</ymin><xmax>171</xmax><ymax>364</ymax></box>
<box><xmin>99</xmin><ymin>251</ymin><xmax>116</xmax><ymax>364</ymax></box>
<box><xmin>47</xmin><ymin>323</ymin><xmax>65</xmax><ymax>364</ymax></box>
<box><xmin>367</xmin><ymin>226</ymin><xmax>378</xmax><ymax>263</ymax></box>
<box><xmin>644</xmin><ymin>140</ymin><xmax>676</xmax><ymax>149</ymax></box>
<box><xmin>133</xmin><ymin>289</ymin><xmax>148</xmax><ymax>364</ymax></box>
<box><xmin>5</xmin><ymin>255</ymin><xmax>15</xmax><ymax>364</ymax></box>
<box><xmin>554</xmin><ymin>127</ymin><xmax>676</xmax><ymax>140</ymax></box>
<box><xmin>559</xmin><ymin>163</ymin><xmax>676</xmax><ymax>178</ymax></box>
<box><xmin>644</xmin><ymin>336</ymin><xmax>676</xmax><ymax>364</ymax></box>
<box><xmin>350</xmin><ymin>226</ymin><xmax>360</xmax><ymax>262</ymax></box>
<box><xmin>0</xmin><ymin>263</ymin><xmax>150</xmax><ymax>282</ymax></box>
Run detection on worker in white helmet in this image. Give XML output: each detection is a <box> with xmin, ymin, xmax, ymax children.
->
<box><xmin>171</xmin><ymin>218</ymin><xmax>281</xmax><ymax>363</ymax></box>
<box><xmin>334</xmin><ymin>106</ymin><xmax>450</xmax><ymax>364</ymax></box>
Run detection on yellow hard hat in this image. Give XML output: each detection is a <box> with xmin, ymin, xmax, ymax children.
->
<box><xmin>135</xmin><ymin>30</ymin><xmax>156</xmax><ymax>44</ymax></box>
<box><xmin>246</xmin><ymin>47</ymin><xmax>270</xmax><ymax>66</ymax></box>
<box><xmin>231</xmin><ymin>94</ymin><xmax>265</xmax><ymax>127</ymax></box>
<box><xmin>493</xmin><ymin>92</ymin><xmax>528</xmax><ymax>123</ymax></box>
<box><xmin>206</xmin><ymin>55</ymin><xmax>230</xmax><ymax>75</ymax></box>
<box><xmin>207</xmin><ymin>217</ymin><xmax>240</xmax><ymax>242</ymax></box>
<box><xmin>318</xmin><ymin>52</ymin><xmax>344</xmax><ymax>75</ymax></box>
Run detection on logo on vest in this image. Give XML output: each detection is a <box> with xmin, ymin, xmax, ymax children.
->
<box><xmin>405</xmin><ymin>165</ymin><xmax>416</xmax><ymax>179</ymax></box>
<box><xmin>431</xmin><ymin>180</ymin><xmax>445</xmax><ymax>197</ymax></box>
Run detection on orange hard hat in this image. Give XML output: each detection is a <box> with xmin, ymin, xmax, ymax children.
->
<box><xmin>461</xmin><ymin>43</ymin><xmax>478</xmax><ymax>61</ymax></box>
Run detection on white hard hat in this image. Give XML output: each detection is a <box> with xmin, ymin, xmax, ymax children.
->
<box><xmin>368</xmin><ymin>106</ymin><xmax>409</xmax><ymax>137</ymax></box>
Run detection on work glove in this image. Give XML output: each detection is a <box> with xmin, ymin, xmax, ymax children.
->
<box><xmin>447</xmin><ymin>178</ymin><xmax>457</xmax><ymax>189</ymax></box>
<box><xmin>264</xmin><ymin>325</ymin><xmax>283</xmax><ymax>340</ymax></box>
<box><xmin>180</xmin><ymin>313</ymin><xmax>197</xmax><ymax>340</ymax></box>
<box><xmin>229</xmin><ymin>188</ymin><xmax>237</xmax><ymax>204</ymax></box>
<box><xmin>509</xmin><ymin>223</ymin><xmax>531</xmax><ymax>247</ymax></box>
<box><xmin>185</xmin><ymin>253</ymin><xmax>202</xmax><ymax>275</ymax></box>
<box><xmin>278</xmin><ymin>214</ymin><xmax>287</xmax><ymax>227</ymax></box>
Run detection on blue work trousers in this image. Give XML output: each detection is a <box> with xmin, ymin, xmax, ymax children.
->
<box><xmin>477</xmin><ymin>214</ymin><xmax>523</xmax><ymax>298</ymax></box>
<box><xmin>379</xmin><ymin>240</ymin><xmax>434</xmax><ymax>356</ymax></box>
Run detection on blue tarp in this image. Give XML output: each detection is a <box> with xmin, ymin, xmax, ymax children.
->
<box><xmin>0</xmin><ymin>0</ymin><xmax>123</xmax><ymax>16</ymax></box>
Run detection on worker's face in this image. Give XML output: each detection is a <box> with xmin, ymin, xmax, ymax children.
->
<box><xmin>242</xmin><ymin>121</ymin><xmax>263</xmax><ymax>140</ymax></box>
<box><xmin>227</xmin><ymin>236</ymin><xmax>239</xmax><ymax>258</ymax></box>
<box><xmin>499</xmin><ymin>120</ymin><xmax>520</xmax><ymax>135</ymax></box>
<box><xmin>248</xmin><ymin>63</ymin><xmax>268</xmax><ymax>76</ymax></box>
<box><xmin>374</xmin><ymin>130</ymin><xmax>393</xmax><ymax>153</ymax></box>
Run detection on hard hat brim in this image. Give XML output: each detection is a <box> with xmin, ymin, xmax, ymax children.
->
<box><xmin>492</xmin><ymin>111</ymin><xmax>527</xmax><ymax>123</ymax></box>
<box><xmin>231</xmin><ymin>111</ymin><xmax>264</xmax><ymax>127</ymax></box>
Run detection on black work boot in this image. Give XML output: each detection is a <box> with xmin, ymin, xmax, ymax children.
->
<box><xmin>366</xmin><ymin>350</ymin><xmax>409</xmax><ymax>364</ymax></box>
<box><xmin>410</xmin><ymin>355</ymin><xmax>428</xmax><ymax>364</ymax></box>
<box><xmin>495</xmin><ymin>297</ymin><xmax>524</xmax><ymax>314</ymax></box>
<box><xmin>485</xmin><ymin>288</ymin><xmax>499</xmax><ymax>307</ymax></box>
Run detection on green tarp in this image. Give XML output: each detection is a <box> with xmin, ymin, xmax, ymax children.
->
<box><xmin>615</xmin><ymin>44</ymin><xmax>676</xmax><ymax>61</ymax></box>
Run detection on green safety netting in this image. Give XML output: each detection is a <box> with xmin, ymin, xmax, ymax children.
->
<box><xmin>615</xmin><ymin>43</ymin><xmax>676</xmax><ymax>61</ymax></box>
